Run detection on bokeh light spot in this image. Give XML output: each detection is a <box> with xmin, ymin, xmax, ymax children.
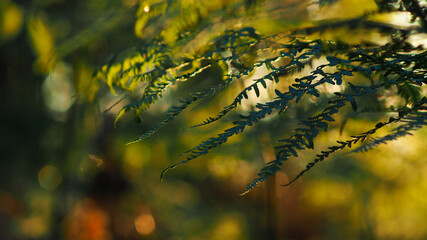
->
<box><xmin>134</xmin><ymin>213</ymin><xmax>155</xmax><ymax>235</ymax></box>
<box><xmin>38</xmin><ymin>165</ymin><xmax>62</xmax><ymax>190</ymax></box>
<box><xmin>41</xmin><ymin>63</ymin><xmax>75</xmax><ymax>120</ymax></box>
<box><xmin>211</xmin><ymin>214</ymin><xmax>245</xmax><ymax>240</ymax></box>
<box><xmin>207</xmin><ymin>155</ymin><xmax>238</xmax><ymax>179</ymax></box>
<box><xmin>123</xmin><ymin>144</ymin><xmax>150</xmax><ymax>177</ymax></box>
<box><xmin>65</xmin><ymin>199</ymin><xmax>110</xmax><ymax>240</ymax></box>
<box><xmin>143</xmin><ymin>5</ymin><xmax>150</xmax><ymax>12</ymax></box>
<box><xmin>20</xmin><ymin>216</ymin><xmax>48</xmax><ymax>238</ymax></box>
<box><xmin>1</xmin><ymin>3</ymin><xmax>23</xmax><ymax>36</ymax></box>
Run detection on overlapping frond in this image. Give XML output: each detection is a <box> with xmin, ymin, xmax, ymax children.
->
<box><xmin>241</xmin><ymin>47</ymin><xmax>427</xmax><ymax>194</ymax></box>
<box><xmin>283</xmin><ymin>97</ymin><xmax>427</xmax><ymax>187</ymax></box>
<box><xmin>94</xmin><ymin>0</ymin><xmax>427</xmax><ymax>194</ymax></box>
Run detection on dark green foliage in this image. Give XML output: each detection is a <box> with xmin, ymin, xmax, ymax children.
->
<box><xmin>95</xmin><ymin>0</ymin><xmax>427</xmax><ymax>194</ymax></box>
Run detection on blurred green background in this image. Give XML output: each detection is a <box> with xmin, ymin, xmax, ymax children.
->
<box><xmin>1</xmin><ymin>0</ymin><xmax>427</xmax><ymax>239</ymax></box>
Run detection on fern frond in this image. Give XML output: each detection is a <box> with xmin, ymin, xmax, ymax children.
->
<box><xmin>127</xmin><ymin>74</ymin><xmax>235</xmax><ymax>144</ymax></box>
<box><xmin>241</xmin><ymin>75</ymin><xmax>404</xmax><ymax>194</ymax></box>
<box><xmin>190</xmin><ymin>40</ymin><xmax>323</xmax><ymax>128</ymax></box>
<box><xmin>161</xmin><ymin>86</ymin><xmax>299</xmax><ymax>180</ymax></box>
<box><xmin>283</xmin><ymin>97</ymin><xmax>427</xmax><ymax>186</ymax></box>
<box><xmin>350</xmin><ymin>98</ymin><xmax>427</xmax><ymax>153</ymax></box>
<box><xmin>95</xmin><ymin>40</ymin><xmax>170</xmax><ymax>94</ymax></box>
<box><xmin>101</xmin><ymin>27</ymin><xmax>265</xmax><ymax>125</ymax></box>
<box><xmin>154</xmin><ymin>39</ymin><xmax>425</xmax><ymax>193</ymax></box>
<box><xmin>93</xmin><ymin>0</ymin><xmax>427</xmax><ymax>195</ymax></box>
<box><xmin>114</xmin><ymin>61</ymin><xmax>212</xmax><ymax>125</ymax></box>
<box><xmin>283</xmin><ymin>116</ymin><xmax>397</xmax><ymax>186</ymax></box>
<box><xmin>163</xmin><ymin>57</ymin><xmax>363</xmax><ymax>182</ymax></box>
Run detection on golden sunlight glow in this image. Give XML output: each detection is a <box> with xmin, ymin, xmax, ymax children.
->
<box><xmin>311</xmin><ymin>0</ymin><xmax>377</xmax><ymax>20</ymax></box>
<box><xmin>20</xmin><ymin>216</ymin><xmax>48</xmax><ymax>238</ymax></box>
<box><xmin>28</xmin><ymin>15</ymin><xmax>57</xmax><ymax>72</ymax></box>
<box><xmin>143</xmin><ymin>5</ymin><xmax>150</xmax><ymax>13</ymax></box>
<box><xmin>207</xmin><ymin>156</ymin><xmax>238</xmax><ymax>179</ymax></box>
<box><xmin>303</xmin><ymin>180</ymin><xmax>354</xmax><ymax>207</ymax></box>
<box><xmin>211</xmin><ymin>215</ymin><xmax>245</xmax><ymax>240</ymax></box>
<box><xmin>123</xmin><ymin>144</ymin><xmax>151</xmax><ymax>178</ymax></box>
<box><xmin>1</xmin><ymin>3</ymin><xmax>23</xmax><ymax>36</ymax></box>
<box><xmin>134</xmin><ymin>213</ymin><xmax>156</xmax><ymax>235</ymax></box>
